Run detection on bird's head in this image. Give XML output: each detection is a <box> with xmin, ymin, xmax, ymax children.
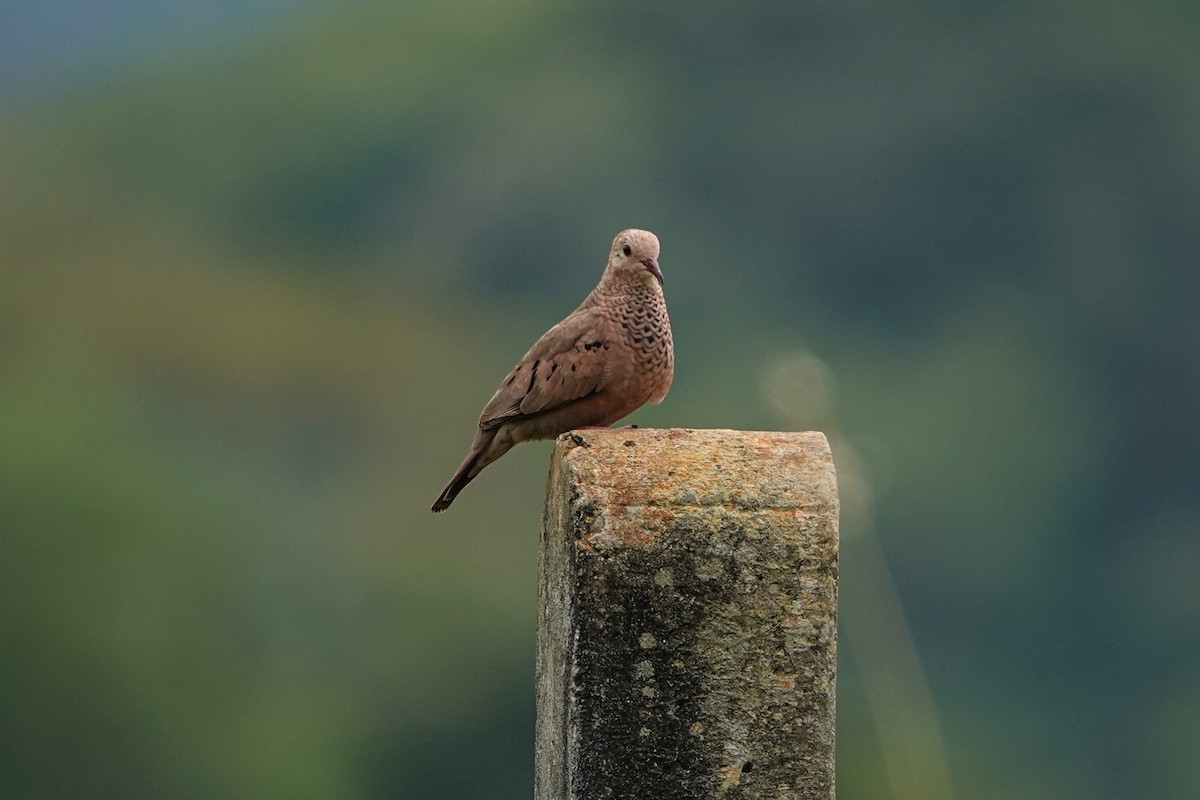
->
<box><xmin>606</xmin><ymin>229</ymin><xmax>663</xmax><ymax>286</ymax></box>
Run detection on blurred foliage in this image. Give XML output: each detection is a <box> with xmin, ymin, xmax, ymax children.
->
<box><xmin>2</xmin><ymin>0</ymin><xmax>1198</xmax><ymax>798</ymax></box>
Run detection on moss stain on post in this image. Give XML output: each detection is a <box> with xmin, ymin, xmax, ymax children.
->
<box><xmin>536</xmin><ymin>428</ymin><xmax>839</xmax><ymax>800</ymax></box>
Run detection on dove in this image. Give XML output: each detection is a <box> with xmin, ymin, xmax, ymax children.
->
<box><xmin>432</xmin><ymin>228</ymin><xmax>674</xmax><ymax>512</ymax></box>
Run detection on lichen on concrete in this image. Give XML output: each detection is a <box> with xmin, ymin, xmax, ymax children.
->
<box><xmin>536</xmin><ymin>429</ymin><xmax>839</xmax><ymax>800</ymax></box>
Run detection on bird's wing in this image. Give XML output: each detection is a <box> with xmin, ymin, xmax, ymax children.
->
<box><xmin>479</xmin><ymin>307</ymin><xmax>611</xmax><ymax>430</ymax></box>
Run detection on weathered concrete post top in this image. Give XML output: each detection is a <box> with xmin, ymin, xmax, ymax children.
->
<box><xmin>537</xmin><ymin>428</ymin><xmax>839</xmax><ymax>800</ymax></box>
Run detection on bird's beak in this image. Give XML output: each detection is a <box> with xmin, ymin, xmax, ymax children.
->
<box><xmin>642</xmin><ymin>258</ymin><xmax>663</xmax><ymax>286</ymax></box>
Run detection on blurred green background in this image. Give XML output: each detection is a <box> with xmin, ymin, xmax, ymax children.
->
<box><xmin>3</xmin><ymin>1</ymin><xmax>1198</xmax><ymax>798</ymax></box>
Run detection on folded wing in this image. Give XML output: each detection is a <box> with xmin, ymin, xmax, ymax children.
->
<box><xmin>479</xmin><ymin>308</ymin><xmax>610</xmax><ymax>430</ymax></box>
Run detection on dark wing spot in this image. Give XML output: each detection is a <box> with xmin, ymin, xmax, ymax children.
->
<box><xmin>525</xmin><ymin>360</ymin><xmax>540</xmax><ymax>394</ymax></box>
<box><xmin>571</xmin><ymin>364</ymin><xmax>577</xmax><ymax>372</ymax></box>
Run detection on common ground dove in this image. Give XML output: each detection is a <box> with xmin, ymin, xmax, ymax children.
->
<box><xmin>431</xmin><ymin>229</ymin><xmax>674</xmax><ymax>512</ymax></box>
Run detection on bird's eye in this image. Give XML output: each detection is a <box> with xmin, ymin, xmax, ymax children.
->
<box><xmin>622</xmin><ymin>244</ymin><xmax>632</xmax><ymax>256</ymax></box>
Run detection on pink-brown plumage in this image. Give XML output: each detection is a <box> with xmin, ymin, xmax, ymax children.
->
<box><xmin>432</xmin><ymin>229</ymin><xmax>673</xmax><ymax>512</ymax></box>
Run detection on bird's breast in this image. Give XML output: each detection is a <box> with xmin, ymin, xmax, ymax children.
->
<box><xmin>603</xmin><ymin>290</ymin><xmax>673</xmax><ymax>391</ymax></box>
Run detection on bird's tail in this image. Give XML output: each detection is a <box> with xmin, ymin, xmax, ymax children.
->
<box><xmin>431</xmin><ymin>429</ymin><xmax>497</xmax><ymax>512</ymax></box>
<box><xmin>431</xmin><ymin>458</ymin><xmax>479</xmax><ymax>512</ymax></box>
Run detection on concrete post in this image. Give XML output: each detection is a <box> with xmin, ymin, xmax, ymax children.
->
<box><xmin>536</xmin><ymin>428</ymin><xmax>839</xmax><ymax>800</ymax></box>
